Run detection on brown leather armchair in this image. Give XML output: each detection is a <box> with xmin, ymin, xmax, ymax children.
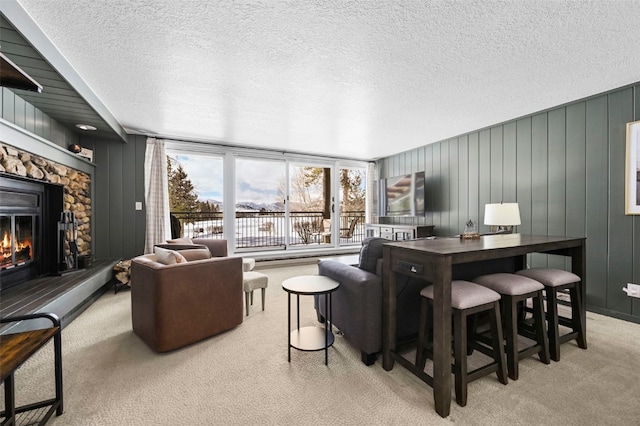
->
<box><xmin>130</xmin><ymin>244</ymin><xmax>243</xmax><ymax>352</ymax></box>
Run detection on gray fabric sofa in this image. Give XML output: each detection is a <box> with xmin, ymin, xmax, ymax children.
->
<box><xmin>315</xmin><ymin>237</ymin><xmax>426</xmax><ymax>365</ymax></box>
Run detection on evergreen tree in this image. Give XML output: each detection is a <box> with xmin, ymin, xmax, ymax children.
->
<box><xmin>196</xmin><ymin>200</ymin><xmax>220</xmax><ymax>213</ymax></box>
<box><xmin>167</xmin><ymin>160</ymin><xmax>198</xmax><ymax>212</ymax></box>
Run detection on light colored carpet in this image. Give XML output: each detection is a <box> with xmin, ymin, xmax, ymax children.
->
<box><xmin>5</xmin><ymin>263</ymin><xmax>640</xmax><ymax>425</ymax></box>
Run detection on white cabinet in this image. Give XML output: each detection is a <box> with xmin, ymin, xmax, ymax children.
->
<box><xmin>365</xmin><ymin>224</ymin><xmax>435</xmax><ymax>241</ymax></box>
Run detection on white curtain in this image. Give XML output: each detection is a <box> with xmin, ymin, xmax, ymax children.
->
<box><xmin>366</xmin><ymin>161</ymin><xmax>378</xmax><ymax>225</ymax></box>
<box><xmin>144</xmin><ymin>137</ymin><xmax>171</xmax><ymax>254</ymax></box>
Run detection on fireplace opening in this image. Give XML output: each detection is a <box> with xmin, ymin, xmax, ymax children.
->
<box><xmin>1</xmin><ymin>214</ymin><xmax>36</xmax><ymax>268</ymax></box>
<box><xmin>0</xmin><ymin>174</ymin><xmax>62</xmax><ymax>290</ymax></box>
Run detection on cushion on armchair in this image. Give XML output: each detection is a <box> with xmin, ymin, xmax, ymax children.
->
<box><xmin>179</xmin><ymin>248</ymin><xmax>212</xmax><ymax>261</ymax></box>
<box><xmin>154</xmin><ymin>246</ymin><xmax>187</xmax><ymax>265</ymax></box>
<box><xmin>358</xmin><ymin>237</ymin><xmax>388</xmax><ymax>274</ymax></box>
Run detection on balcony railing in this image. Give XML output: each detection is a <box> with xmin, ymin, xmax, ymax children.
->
<box><xmin>170</xmin><ymin>210</ymin><xmax>365</xmax><ymax>250</ymax></box>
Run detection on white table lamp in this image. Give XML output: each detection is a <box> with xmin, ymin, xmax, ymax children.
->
<box><xmin>484</xmin><ymin>203</ymin><xmax>521</xmax><ymax>233</ymax></box>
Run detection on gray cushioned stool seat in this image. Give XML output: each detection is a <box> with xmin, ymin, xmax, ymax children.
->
<box><xmin>242</xmin><ymin>271</ymin><xmax>268</xmax><ymax>316</ymax></box>
<box><xmin>516</xmin><ymin>268</ymin><xmax>579</xmax><ymax>287</ymax></box>
<box><xmin>515</xmin><ymin>268</ymin><xmax>586</xmax><ymax>362</ymax></box>
<box><xmin>473</xmin><ymin>273</ymin><xmax>550</xmax><ymax>380</ymax></box>
<box><xmin>420</xmin><ymin>280</ymin><xmax>501</xmax><ymax>309</ymax></box>
<box><xmin>473</xmin><ymin>273</ymin><xmax>544</xmax><ymax>295</ymax></box>
<box><xmin>416</xmin><ymin>280</ymin><xmax>507</xmax><ymax>407</ymax></box>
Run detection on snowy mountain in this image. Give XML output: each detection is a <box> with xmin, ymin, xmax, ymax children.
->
<box><xmin>201</xmin><ymin>199</ymin><xmax>283</xmax><ymax>212</ymax></box>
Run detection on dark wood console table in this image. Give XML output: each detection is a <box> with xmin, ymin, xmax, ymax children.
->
<box><xmin>382</xmin><ymin>234</ymin><xmax>586</xmax><ymax>418</ymax></box>
<box><xmin>0</xmin><ymin>313</ymin><xmax>63</xmax><ymax>425</ymax></box>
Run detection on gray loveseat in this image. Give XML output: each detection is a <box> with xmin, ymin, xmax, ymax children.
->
<box><xmin>315</xmin><ymin>237</ymin><xmax>426</xmax><ymax>365</ymax></box>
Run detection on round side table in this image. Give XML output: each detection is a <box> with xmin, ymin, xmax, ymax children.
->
<box><xmin>282</xmin><ymin>275</ymin><xmax>340</xmax><ymax>365</ymax></box>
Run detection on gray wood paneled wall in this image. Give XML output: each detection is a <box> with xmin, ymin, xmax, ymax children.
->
<box><xmin>82</xmin><ymin>134</ymin><xmax>147</xmax><ymax>261</ymax></box>
<box><xmin>378</xmin><ymin>83</ymin><xmax>640</xmax><ymax>323</ymax></box>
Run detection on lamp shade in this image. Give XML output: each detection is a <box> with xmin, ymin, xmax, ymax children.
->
<box><xmin>484</xmin><ymin>203</ymin><xmax>521</xmax><ymax>226</ymax></box>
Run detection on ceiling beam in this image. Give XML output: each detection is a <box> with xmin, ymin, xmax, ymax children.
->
<box><xmin>0</xmin><ymin>51</ymin><xmax>42</xmax><ymax>92</ymax></box>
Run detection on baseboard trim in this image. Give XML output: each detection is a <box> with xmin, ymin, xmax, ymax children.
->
<box><xmin>587</xmin><ymin>305</ymin><xmax>640</xmax><ymax>324</ymax></box>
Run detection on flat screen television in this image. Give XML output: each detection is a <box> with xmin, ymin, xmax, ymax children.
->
<box><xmin>380</xmin><ymin>171</ymin><xmax>425</xmax><ymax>217</ymax></box>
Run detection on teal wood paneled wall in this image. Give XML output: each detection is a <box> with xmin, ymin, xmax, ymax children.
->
<box><xmin>1</xmin><ymin>87</ymin><xmax>79</xmax><ymax>148</ymax></box>
<box><xmin>378</xmin><ymin>83</ymin><xmax>640</xmax><ymax>323</ymax></box>
<box><xmin>83</xmin><ymin>134</ymin><xmax>147</xmax><ymax>261</ymax></box>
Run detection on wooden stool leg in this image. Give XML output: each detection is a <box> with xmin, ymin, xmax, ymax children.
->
<box><xmin>489</xmin><ymin>301</ymin><xmax>508</xmax><ymax>385</ymax></box>
<box><xmin>250</xmin><ymin>290</ymin><xmax>254</xmax><ymax>306</ymax></box>
<box><xmin>466</xmin><ymin>314</ymin><xmax>477</xmax><ymax>356</ymax></box>
<box><xmin>571</xmin><ymin>284</ymin><xmax>587</xmax><ymax>349</ymax></box>
<box><xmin>454</xmin><ymin>309</ymin><xmax>468</xmax><ymax>407</ymax></box>
<box><xmin>503</xmin><ymin>296</ymin><xmax>519</xmax><ymax>381</ymax></box>
<box><xmin>533</xmin><ymin>292</ymin><xmax>550</xmax><ymax>364</ymax></box>
<box><xmin>261</xmin><ymin>288</ymin><xmax>266</xmax><ymax>311</ymax></box>
<box><xmin>245</xmin><ymin>292</ymin><xmax>250</xmax><ymax>316</ymax></box>
<box><xmin>545</xmin><ymin>287</ymin><xmax>561</xmax><ymax>361</ymax></box>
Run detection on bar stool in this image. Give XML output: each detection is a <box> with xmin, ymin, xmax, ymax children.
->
<box><xmin>415</xmin><ymin>280</ymin><xmax>508</xmax><ymax>407</ymax></box>
<box><xmin>473</xmin><ymin>273</ymin><xmax>550</xmax><ymax>380</ymax></box>
<box><xmin>515</xmin><ymin>268</ymin><xmax>587</xmax><ymax>361</ymax></box>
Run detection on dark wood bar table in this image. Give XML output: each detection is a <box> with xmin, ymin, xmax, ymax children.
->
<box><xmin>382</xmin><ymin>234</ymin><xmax>586</xmax><ymax>418</ymax></box>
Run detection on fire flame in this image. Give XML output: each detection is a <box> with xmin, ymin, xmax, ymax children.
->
<box><xmin>1</xmin><ymin>231</ymin><xmax>32</xmax><ymax>267</ymax></box>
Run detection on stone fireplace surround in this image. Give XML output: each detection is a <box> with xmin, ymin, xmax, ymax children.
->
<box><xmin>0</xmin><ymin>142</ymin><xmax>92</xmax><ymax>288</ymax></box>
<box><xmin>0</xmin><ymin>142</ymin><xmax>92</xmax><ymax>256</ymax></box>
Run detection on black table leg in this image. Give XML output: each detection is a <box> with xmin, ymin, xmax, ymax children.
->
<box><xmin>288</xmin><ymin>293</ymin><xmax>291</xmax><ymax>362</ymax></box>
<box><xmin>53</xmin><ymin>328</ymin><xmax>64</xmax><ymax>415</ymax></box>
<box><xmin>324</xmin><ymin>292</ymin><xmax>329</xmax><ymax>365</ymax></box>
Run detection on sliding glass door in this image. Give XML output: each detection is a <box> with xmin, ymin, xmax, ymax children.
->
<box><xmin>235</xmin><ymin>158</ymin><xmax>286</xmax><ymax>251</ymax></box>
<box><xmin>337</xmin><ymin>166</ymin><xmax>366</xmax><ymax>246</ymax></box>
<box><xmin>288</xmin><ymin>163</ymin><xmax>332</xmax><ymax>247</ymax></box>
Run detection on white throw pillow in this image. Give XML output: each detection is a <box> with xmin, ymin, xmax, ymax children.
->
<box><xmin>154</xmin><ymin>246</ymin><xmax>187</xmax><ymax>265</ymax></box>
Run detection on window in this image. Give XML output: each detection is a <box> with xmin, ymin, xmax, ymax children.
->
<box><xmin>166</xmin><ymin>152</ymin><xmax>224</xmax><ymax>240</ymax></box>
<box><xmin>166</xmin><ymin>142</ymin><xmax>368</xmax><ymax>255</ymax></box>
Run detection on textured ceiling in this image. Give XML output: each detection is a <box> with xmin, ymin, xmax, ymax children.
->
<box><xmin>7</xmin><ymin>0</ymin><xmax>640</xmax><ymax>160</ymax></box>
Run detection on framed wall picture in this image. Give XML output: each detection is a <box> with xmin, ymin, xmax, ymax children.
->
<box><xmin>626</xmin><ymin>120</ymin><xmax>640</xmax><ymax>215</ymax></box>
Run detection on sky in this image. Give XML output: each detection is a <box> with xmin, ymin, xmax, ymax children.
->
<box><xmin>236</xmin><ymin>159</ymin><xmax>285</xmax><ymax>205</ymax></box>
<box><xmin>169</xmin><ymin>154</ymin><xmax>284</xmax><ymax>205</ymax></box>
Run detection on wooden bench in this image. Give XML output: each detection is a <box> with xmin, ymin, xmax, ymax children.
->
<box><xmin>0</xmin><ymin>313</ymin><xmax>63</xmax><ymax>425</ymax></box>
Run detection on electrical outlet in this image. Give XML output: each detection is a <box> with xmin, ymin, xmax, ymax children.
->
<box><xmin>623</xmin><ymin>283</ymin><xmax>640</xmax><ymax>298</ymax></box>
<box><xmin>135</xmin><ymin>202</ymin><xmax>143</xmax><ymax>211</ymax></box>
